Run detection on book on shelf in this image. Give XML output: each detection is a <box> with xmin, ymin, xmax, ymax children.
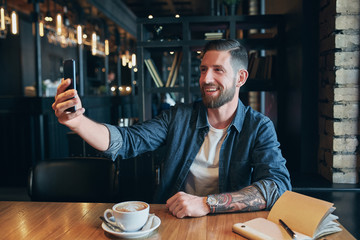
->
<box><xmin>247</xmin><ymin>52</ymin><xmax>256</xmax><ymax>76</ymax></box>
<box><xmin>233</xmin><ymin>191</ymin><xmax>342</xmax><ymax>240</ymax></box>
<box><xmin>255</xmin><ymin>56</ymin><xmax>266</xmax><ymax>80</ymax></box>
<box><xmin>248</xmin><ymin>91</ymin><xmax>260</xmax><ymax>112</ymax></box>
<box><xmin>144</xmin><ymin>58</ymin><xmax>164</xmax><ymax>87</ymax></box>
<box><xmin>248</xmin><ymin>54</ymin><xmax>274</xmax><ymax>80</ymax></box>
<box><xmin>166</xmin><ymin>52</ymin><xmax>179</xmax><ymax>87</ymax></box>
<box><xmin>169</xmin><ymin>52</ymin><xmax>182</xmax><ymax>87</ymax></box>
<box><xmin>204</xmin><ymin>32</ymin><xmax>223</xmax><ymax>40</ymax></box>
<box><xmin>249</xmin><ymin>56</ymin><xmax>260</xmax><ymax>79</ymax></box>
<box><xmin>266</xmin><ymin>55</ymin><xmax>273</xmax><ymax>80</ymax></box>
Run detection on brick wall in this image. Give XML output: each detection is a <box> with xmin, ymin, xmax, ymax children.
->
<box><xmin>318</xmin><ymin>0</ymin><xmax>360</xmax><ymax>183</ymax></box>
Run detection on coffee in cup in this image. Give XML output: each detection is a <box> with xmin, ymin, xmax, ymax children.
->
<box><xmin>104</xmin><ymin>201</ymin><xmax>149</xmax><ymax>232</ymax></box>
<box><xmin>115</xmin><ymin>201</ymin><xmax>148</xmax><ymax>212</ymax></box>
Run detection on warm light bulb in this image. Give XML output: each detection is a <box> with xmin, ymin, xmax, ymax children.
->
<box><xmin>105</xmin><ymin>39</ymin><xmax>109</xmax><ymax>55</ymax></box>
<box><xmin>126</xmin><ymin>86</ymin><xmax>131</xmax><ymax>92</ymax></box>
<box><xmin>148</xmin><ymin>15</ymin><xmax>153</xmax><ymax>19</ymax></box>
<box><xmin>121</xmin><ymin>55</ymin><xmax>127</xmax><ymax>67</ymax></box>
<box><xmin>39</xmin><ymin>22</ymin><xmax>44</xmax><ymax>37</ymax></box>
<box><xmin>0</xmin><ymin>7</ymin><xmax>5</xmax><ymax>31</ymax></box>
<box><xmin>128</xmin><ymin>61</ymin><xmax>132</xmax><ymax>69</ymax></box>
<box><xmin>44</xmin><ymin>15</ymin><xmax>53</xmax><ymax>22</ymax></box>
<box><xmin>11</xmin><ymin>11</ymin><xmax>18</xmax><ymax>35</ymax></box>
<box><xmin>175</xmin><ymin>14</ymin><xmax>180</xmax><ymax>18</ymax></box>
<box><xmin>56</xmin><ymin>13</ymin><xmax>62</xmax><ymax>35</ymax></box>
<box><xmin>91</xmin><ymin>32</ymin><xmax>97</xmax><ymax>55</ymax></box>
<box><xmin>131</xmin><ymin>53</ymin><xmax>136</xmax><ymax>66</ymax></box>
<box><xmin>77</xmin><ymin>25</ymin><xmax>82</xmax><ymax>44</ymax></box>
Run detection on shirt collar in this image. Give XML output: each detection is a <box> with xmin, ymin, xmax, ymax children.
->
<box><xmin>195</xmin><ymin>99</ymin><xmax>246</xmax><ymax>133</ymax></box>
<box><xmin>231</xmin><ymin>99</ymin><xmax>245</xmax><ymax>133</ymax></box>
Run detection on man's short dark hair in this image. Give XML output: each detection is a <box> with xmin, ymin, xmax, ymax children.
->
<box><xmin>202</xmin><ymin>39</ymin><xmax>248</xmax><ymax>72</ymax></box>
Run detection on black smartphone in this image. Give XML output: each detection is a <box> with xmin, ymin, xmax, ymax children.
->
<box><xmin>63</xmin><ymin>59</ymin><xmax>76</xmax><ymax>112</ymax></box>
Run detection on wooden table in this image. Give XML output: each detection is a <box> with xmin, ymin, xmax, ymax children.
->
<box><xmin>0</xmin><ymin>201</ymin><xmax>355</xmax><ymax>239</ymax></box>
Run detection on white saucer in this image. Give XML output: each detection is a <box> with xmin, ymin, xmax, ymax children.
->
<box><xmin>101</xmin><ymin>215</ymin><xmax>161</xmax><ymax>239</ymax></box>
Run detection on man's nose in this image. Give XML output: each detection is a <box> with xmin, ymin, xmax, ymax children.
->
<box><xmin>202</xmin><ymin>70</ymin><xmax>214</xmax><ymax>83</ymax></box>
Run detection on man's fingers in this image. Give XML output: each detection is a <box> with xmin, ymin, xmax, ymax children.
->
<box><xmin>55</xmin><ymin>89</ymin><xmax>77</xmax><ymax>104</ymax></box>
<box><xmin>56</xmin><ymin>78</ymin><xmax>71</xmax><ymax>95</ymax></box>
<box><xmin>54</xmin><ymin>97</ymin><xmax>78</xmax><ymax>115</ymax></box>
<box><xmin>166</xmin><ymin>192</ymin><xmax>210</xmax><ymax>219</ymax></box>
<box><xmin>166</xmin><ymin>191</ymin><xmax>183</xmax><ymax>208</ymax></box>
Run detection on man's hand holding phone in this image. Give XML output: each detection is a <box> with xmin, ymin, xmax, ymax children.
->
<box><xmin>52</xmin><ymin>59</ymin><xmax>85</xmax><ymax>131</ymax></box>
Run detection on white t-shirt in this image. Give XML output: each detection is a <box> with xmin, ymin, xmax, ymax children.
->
<box><xmin>185</xmin><ymin>124</ymin><xmax>228</xmax><ymax>196</ymax></box>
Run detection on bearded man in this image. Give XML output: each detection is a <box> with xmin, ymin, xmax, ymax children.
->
<box><xmin>52</xmin><ymin>39</ymin><xmax>291</xmax><ymax>218</ymax></box>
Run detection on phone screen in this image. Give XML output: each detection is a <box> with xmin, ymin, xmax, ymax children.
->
<box><xmin>63</xmin><ymin>59</ymin><xmax>76</xmax><ymax>112</ymax></box>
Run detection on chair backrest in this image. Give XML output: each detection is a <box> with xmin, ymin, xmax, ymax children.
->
<box><xmin>28</xmin><ymin>157</ymin><xmax>118</xmax><ymax>202</ymax></box>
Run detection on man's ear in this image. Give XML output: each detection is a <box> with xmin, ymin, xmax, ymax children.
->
<box><xmin>236</xmin><ymin>69</ymin><xmax>248</xmax><ymax>87</ymax></box>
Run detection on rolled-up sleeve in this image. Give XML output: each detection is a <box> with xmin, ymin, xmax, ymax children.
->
<box><xmin>251</xmin><ymin>117</ymin><xmax>292</xmax><ymax>209</ymax></box>
<box><xmin>252</xmin><ymin>179</ymin><xmax>280</xmax><ymax>209</ymax></box>
<box><xmin>102</xmin><ymin>123</ymin><xmax>123</xmax><ymax>160</ymax></box>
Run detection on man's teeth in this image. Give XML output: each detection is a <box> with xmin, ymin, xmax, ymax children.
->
<box><xmin>206</xmin><ymin>88</ymin><xmax>217</xmax><ymax>92</ymax></box>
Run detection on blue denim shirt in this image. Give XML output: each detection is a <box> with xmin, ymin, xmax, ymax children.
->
<box><xmin>103</xmin><ymin>99</ymin><xmax>291</xmax><ymax>207</ymax></box>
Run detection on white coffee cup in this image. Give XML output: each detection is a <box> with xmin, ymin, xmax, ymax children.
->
<box><xmin>104</xmin><ymin>201</ymin><xmax>149</xmax><ymax>232</ymax></box>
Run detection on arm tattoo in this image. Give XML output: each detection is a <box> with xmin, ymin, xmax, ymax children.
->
<box><xmin>209</xmin><ymin>185</ymin><xmax>266</xmax><ymax>213</ymax></box>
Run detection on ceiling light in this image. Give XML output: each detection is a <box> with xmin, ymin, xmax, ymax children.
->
<box><xmin>131</xmin><ymin>53</ymin><xmax>136</xmax><ymax>66</ymax></box>
<box><xmin>77</xmin><ymin>25</ymin><xmax>82</xmax><ymax>44</ymax></box>
<box><xmin>175</xmin><ymin>14</ymin><xmax>180</xmax><ymax>18</ymax></box>
<box><xmin>105</xmin><ymin>39</ymin><xmax>109</xmax><ymax>55</ymax></box>
<box><xmin>44</xmin><ymin>11</ymin><xmax>52</xmax><ymax>22</ymax></box>
<box><xmin>0</xmin><ymin>7</ymin><xmax>5</xmax><ymax>30</ymax></box>
<box><xmin>148</xmin><ymin>15</ymin><xmax>153</xmax><ymax>19</ymax></box>
<box><xmin>121</xmin><ymin>54</ymin><xmax>127</xmax><ymax>67</ymax></box>
<box><xmin>56</xmin><ymin>13</ymin><xmax>62</xmax><ymax>35</ymax></box>
<box><xmin>10</xmin><ymin>11</ymin><xmax>17</xmax><ymax>35</ymax></box>
<box><xmin>44</xmin><ymin>0</ymin><xmax>52</xmax><ymax>22</ymax></box>
<box><xmin>91</xmin><ymin>32</ymin><xmax>97</xmax><ymax>55</ymax></box>
<box><xmin>39</xmin><ymin>21</ymin><xmax>44</xmax><ymax>37</ymax></box>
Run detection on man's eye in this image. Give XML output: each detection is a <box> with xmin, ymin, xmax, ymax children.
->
<box><xmin>200</xmin><ymin>68</ymin><xmax>207</xmax><ymax>73</ymax></box>
<box><xmin>215</xmin><ymin>68</ymin><xmax>223</xmax><ymax>72</ymax></box>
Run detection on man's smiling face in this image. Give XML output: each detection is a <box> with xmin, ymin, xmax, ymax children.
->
<box><xmin>199</xmin><ymin>50</ymin><xmax>237</xmax><ymax>109</ymax></box>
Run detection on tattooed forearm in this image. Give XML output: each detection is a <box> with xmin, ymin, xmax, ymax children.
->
<box><xmin>208</xmin><ymin>185</ymin><xmax>266</xmax><ymax>213</ymax></box>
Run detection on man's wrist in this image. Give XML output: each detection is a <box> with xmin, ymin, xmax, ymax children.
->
<box><xmin>203</xmin><ymin>196</ymin><xmax>211</xmax><ymax>214</ymax></box>
<box><xmin>206</xmin><ymin>194</ymin><xmax>218</xmax><ymax>213</ymax></box>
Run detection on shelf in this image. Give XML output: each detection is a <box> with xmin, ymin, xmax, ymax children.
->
<box><xmin>138</xmin><ymin>15</ymin><xmax>285</xmax><ymax>43</ymax></box>
<box><xmin>137</xmin><ymin>15</ymin><xmax>284</xmax><ymax>25</ymax></box>
<box><xmin>137</xmin><ymin>14</ymin><xmax>286</xmax><ymax>121</ymax></box>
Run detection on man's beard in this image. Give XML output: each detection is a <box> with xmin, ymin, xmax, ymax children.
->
<box><xmin>201</xmin><ymin>80</ymin><xmax>236</xmax><ymax>108</ymax></box>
